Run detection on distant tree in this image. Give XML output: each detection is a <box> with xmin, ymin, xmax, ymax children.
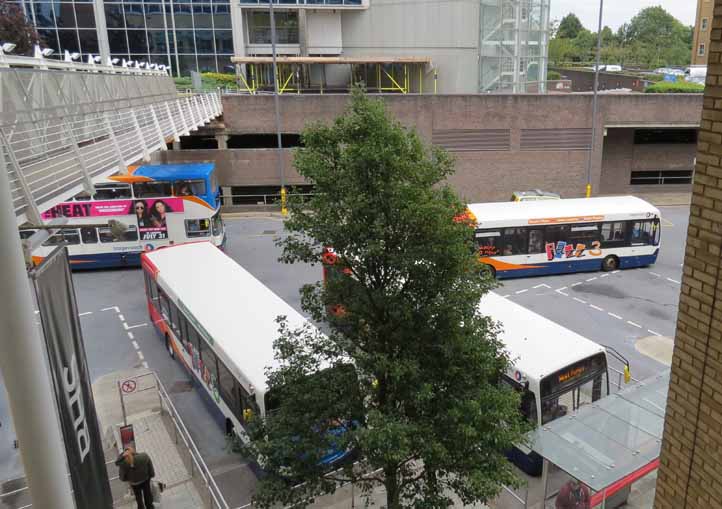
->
<box><xmin>557</xmin><ymin>13</ymin><xmax>584</xmax><ymax>40</ymax></box>
<box><xmin>572</xmin><ymin>29</ymin><xmax>597</xmax><ymax>63</ymax></box>
<box><xmin>600</xmin><ymin>26</ymin><xmax>615</xmax><ymax>46</ymax></box>
<box><xmin>616</xmin><ymin>7</ymin><xmax>691</xmax><ymax>67</ymax></box>
<box><xmin>0</xmin><ymin>0</ymin><xmax>40</xmax><ymax>55</ymax></box>
<box><xmin>241</xmin><ymin>90</ymin><xmax>530</xmax><ymax>509</ymax></box>
<box><xmin>549</xmin><ymin>38</ymin><xmax>576</xmax><ymax>64</ymax></box>
<box><xmin>549</xmin><ymin>19</ymin><xmax>560</xmax><ymax>39</ymax></box>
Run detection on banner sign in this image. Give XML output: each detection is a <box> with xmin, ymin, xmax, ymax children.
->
<box><xmin>30</xmin><ymin>248</ymin><xmax>113</xmax><ymax>509</ymax></box>
<box><xmin>41</xmin><ymin>197</ymin><xmax>185</xmax><ymax>220</ymax></box>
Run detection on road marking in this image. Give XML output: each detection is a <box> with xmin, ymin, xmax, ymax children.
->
<box><xmin>666</xmin><ymin>277</ymin><xmax>681</xmax><ymax>284</ymax></box>
<box><xmin>571</xmin><ymin>282</ymin><xmax>582</xmax><ymax>287</ymax></box>
<box><xmin>586</xmin><ymin>277</ymin><xmax>597</xmax><ymax>282</ymax></box>
<box><xmin>124</xmin><ymin>322</ymin><xmax>148</xmax><ymax>330</ymax></box>
<box><xmin>515</xmin><ymin>289</ymin><xmax>529</xmax><ymax>294</ymax></box>
<box><xmin>600</xmin><ymin>274</ymin><xmax>610</xmax><ymax>278</ymax></box>
<box><xmin>101</xmin><ymin>306</ymin><xmax>120</xmax><ymax>313</ymax></box>
<box><xmin>34</xmin><ymin>310</ymin><xmax>40</xmax><ymax>314</ymax></box>
<box><xmin>533</xmin><ymin>283</ymin><xmax>551</xmax><ymax>289</ymax></box>
<box><xmin>555</xmin><ymin>288</ymin><xmax>569</xmax><ymax>296</ymax></box>
<box><xmin>627</xmin><ymin>320</ymin><xmax>642</xmax><ymax>329</ymax></box>
<box><xmin>118</xmin><ymin>314</ymin><xmax>125</xmax><ymax>322</ymax></box>
<box><xmin>137</xmin><ymin>351</ymin><xmax>144</xmax><ymax>360</ymax></box>
<box><xmin>500</xmin><ymin>294</ymin><xmax>510</xmax><ymax>298</ymax></box>
<box><xmin>78</xmin><ymin>312</ymin><xmax>92</xmax><ymax>317</ymax></box>
<box><xmin>662</xmin><ymin>218</ymin><xmax>674</xmax><ymax>227</ymax></box>
<box><xmin>132</xmin><ymin>341</ymin><xmax>140</xmax><ymax>350</ymax></box>
<box><xmin>649</xmin><ymin>272</ymin><xmax>661</xmax><ymax>277</ymax></box>
<box><xmin>142</xmin><ymin>361</ymin><xmax>149</xmax><ymax>369</ymax></box>
<box><xmin>590</xmin><ymin>305</ymin><xmax>604</xmax><ymax>311</ymax></box>
<box><xmin>127</xmin><ymin>332</ymin><xmax>134</xmax><ymax>340</ymax></box>
<box><xmin>612</xmin><ymin>270</ymin><xmax>620</xmax><ymax>274</ymax></box>
<box><xmin>573</xmin><ymin>297</ymin><xmax>587</xmax><ymax>304</ymax></box>
<box><xmin>608</xmin><ymin>312</ymin><xmax>623</xmax><ymax>320</ymax></box>
<box><xmin>648</xmin><ymin>329</ymin><xmax>662</xmax><ymax>337</ymax></box>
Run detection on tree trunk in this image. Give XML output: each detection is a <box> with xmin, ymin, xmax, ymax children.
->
<box><xmin>385</xmin><ymin>467</ymin><xmax>401</xmax><ymax>509</ymax></box>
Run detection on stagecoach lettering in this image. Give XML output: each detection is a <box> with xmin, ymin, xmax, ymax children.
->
<box><xmin>62</xmin><ymin>354</ymin><xmax>91</xmax><ymax>463</ymax></box>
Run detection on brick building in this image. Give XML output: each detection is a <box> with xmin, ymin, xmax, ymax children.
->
<box><xmin>692</xmin><ymin>0</ymin><xmax>714</xmax><ymax>66</ymax></box>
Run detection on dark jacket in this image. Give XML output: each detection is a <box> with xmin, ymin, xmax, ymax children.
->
<box><xmin>116</xmin><ymin>452</ymin><xmax>155</xmax><ymax>485</ymax></box>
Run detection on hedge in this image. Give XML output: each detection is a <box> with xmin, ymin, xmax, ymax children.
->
<box><xmin>547</xmin><ymin>70</ymin><xmax>562</xmax><ymax>81</ymax></box>
<box><xmin>644</xmin><ymin>81</ymin><xmax>705</xmax><ymax>94</ymax></box>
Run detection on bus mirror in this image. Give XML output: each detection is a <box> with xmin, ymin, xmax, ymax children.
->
<box><xmin>624</xmin><ymin>365</ymin><xmax>631</xmax><ymax>384</ymax></box>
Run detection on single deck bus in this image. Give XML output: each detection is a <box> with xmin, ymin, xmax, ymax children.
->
<box><xmin>468</xmin><ymin>196</ymin><xmax>661</xmax><ymax>279</ymax></box>
<box><xmin>141</xmin><ymin>241</ymin><xmax>354</xmax><ymax>467</ymax></box>
<box><xmin>480</xmin><ymin>292</ymin><xmax>610</xmax><ymax>476</ymax></box>
<box><xmin>23</xmin><ymin>163</ymin><xmax>225</xmax><ymax>269</ymax></box>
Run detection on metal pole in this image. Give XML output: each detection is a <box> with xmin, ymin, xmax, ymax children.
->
<box><xmin>118</xmin><ymin>380</ymin><xmax>127</xmax><ymax>425</ymax></box>
<box><xmin>585</xmin><ymin>0</ymin><xmax>604</xmax><ymax>198</ymax></box>
<box><xmin>269</xmin><ymin>0</ymin><xmax>286</xmax><ymax>216</ymax></box>
<box><xmin>0</xmin><ymin>144</ymin><xmax>75</xmax><ymax>508</ymax></box>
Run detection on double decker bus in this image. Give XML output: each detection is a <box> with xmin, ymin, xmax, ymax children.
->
<box><xmin>25</xmin><ymin>163</ymin><xmax>225</xmax><ymax>269</ymax></box>
<box><xmin>141</xmin><ymin>241</ymin><xmax>355</xmax><ymax>466</ymax></box>
<box><xmin>469</xmin><ymin>196</ymin><xmax>661</xmax><ymax>279</ymax></box>
<box><xmin>480</xmin><ymin>292</ymin><xmax>610</xmax><ymax>476</ymax></box>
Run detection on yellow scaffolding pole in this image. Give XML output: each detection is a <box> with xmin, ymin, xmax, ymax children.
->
<box><xmin>278</xmin><ymin>65</ymin><xmax>295</xmax><ymax>94</ymax></box>
<box><xmin>237</xmin><ymin>70</ymin><xmax>255</xmax><ymax>94</ymax></box>
<box><xmin>382</xmin><ymin>66</ymin><xmax>406</xmax><ymax>94</ymax></box>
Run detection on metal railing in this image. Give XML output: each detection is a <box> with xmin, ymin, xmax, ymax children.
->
<box><xmin>224</xmin><ymin>192</ymin><xmax>314</xmax><ymax>207</ymax></box>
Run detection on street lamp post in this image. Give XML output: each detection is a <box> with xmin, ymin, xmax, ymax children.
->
<box><xmin>585</xmin><ymin>0</ymin><xmax>604</xmax><ymax>198</ymax></box>
<box><xmin>269</xmin><ymin>0</ymin><xmax>287</xmax><ymax>215</ymax></box>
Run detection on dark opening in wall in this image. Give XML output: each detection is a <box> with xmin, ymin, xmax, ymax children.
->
<box><xmin>180</xmin><ymin>135</ymin><xmax>219</xmax><ymax>150</ymax></box>
<box><xmin>226</xmin><ymin>134</ymin><xmax>302</xmax><ymax>149</ymax></box>
<box><xmin>633</xmin><ymin>129</ymin><xmax>698</xmax><ymax>144</ymax></box>
<box><xmin>229</xmin><ymin>185</ymin><xmax>314</xmax><ymax>205</ymax></box>
<box><xmin>630</xmin><ymin>170</ymin><xmax>694</xmax><ymax>185</ymax></box>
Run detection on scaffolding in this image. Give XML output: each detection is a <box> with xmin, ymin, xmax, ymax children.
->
<box><xmin>230</xmin><ymin>56</ymin><xmax>434</xmax><ymax>95</ymax></box>
<box><xmin>479</xmin><ymin>0</ymin><xmax>550</xmax><ymax>93</ymax></box>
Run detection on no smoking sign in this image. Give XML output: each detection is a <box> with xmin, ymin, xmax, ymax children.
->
<box><xmin>121</xmin><ymin>380</ymin><xmax>137</xmax><ymax>394</ymax></box>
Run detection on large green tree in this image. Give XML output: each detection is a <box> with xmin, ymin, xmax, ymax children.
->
<box><xmin>241</xmin><ymin>90</ymin><xmax>529</xmax><ymax>508</ymax></box>
<box><xmin>557</xmin><ymin>13</ymin><xmax>583</xmax><ymax>40</ymax></box>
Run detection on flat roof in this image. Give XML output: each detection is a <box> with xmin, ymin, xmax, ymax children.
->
<box><xmin>230</xmin><ymin>56</ymin><xmax>432</xmax><ymax>65</ymax></box>
<box><xmin>144</xmin><ymin>242</ymin><xmax>314</xmax><ymax>392</ymax></box>
<box><xmin>134</xmin><ymin>163</ymin><xmax>215</xmax><ymax>180</ymax></box>
<box><xmin>468</xmin><ymin>196</ymin><xmax>660</xmax><ymax>228</ymax></box>
<box><xmin>480</xmin><ymin>292</ymin><xmax>605</xmax><ymax>381</ymax></box>
<box><xmin>531</xmin><ymin>371</ymin><xmax>669</xmax><ymax>492</ymax></box>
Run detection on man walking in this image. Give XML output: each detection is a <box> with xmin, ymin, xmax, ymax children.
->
<box><xmin>116</xmin><ymin>447</ymin><xmax>156</xmax><ymax>508</ymax></box>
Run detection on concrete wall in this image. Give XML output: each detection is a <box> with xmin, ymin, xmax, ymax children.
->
<box><xmin>162</xmin><ymin>93</ymin><xmax>703</xmax><ymax>203</ymax></box>
<box><xmin>550</xmin><ymin>68</ymin><xmax>651</xmax><ymax>92</ymax></box>
<box><xmin>340</xmin><ymin>0</ymin><xmax>481</xmax><ymax>94</ymax></box>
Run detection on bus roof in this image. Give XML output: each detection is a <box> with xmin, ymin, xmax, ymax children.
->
<box><xmin>479</xmin><ymin>292</ymin><xmax>606</xmax><ymax>381</ymax></box>
<box><xmin>468</xmin><ymin>196</ymin><xmax>660</xmax><ymax>228</ymax></box>
<box><xmin>143</xmin><ymin>242</ymin><xmax>311</xmax><ymax>392</ymax></box>
<box><xmin>134</xmin><ymin>163</ymin><xmax>215</xmax><ymax>181</ymax></box>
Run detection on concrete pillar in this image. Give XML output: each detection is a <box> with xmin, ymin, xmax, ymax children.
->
<box><xmin>93</xmin><ymin>0</ymin><xmax>111</xmax><ymax>61</ymax></box>
<box><xmin>221</xmin><ymin>186</ymin><xmax>234</xmax><ymax>206</ymax></box>
<box><xmin>654</xmin><ymin>8</ymin><xmax>722</xmax><ymax>508</ymax></box>
<box><xmin>216</xmin><ymin>134</ymin><xmax>228</xmax><ymax>149</ymax></box>
<box><xmin>172</xmin><ymin>140</ymin><xmax>181</xmax><ymax>151</ymax></box>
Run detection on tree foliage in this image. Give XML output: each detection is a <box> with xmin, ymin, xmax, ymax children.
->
<box><xmin>0</xmin><ymin>0</ymin><xmax>40</xmax><ymax>55</ymax></box>
<box><xmin>557</xmin><ymin>13</ymin><xmax>583</xmax><ymax>40</ymax></box>
<box><xmin>241</xmin><ymin>90</ymin><xmax>530</xmax><ymax>509</ymax></box>
<box><xmin>549</xmin><ymin>6</ymin><xmax>692</xmax><ymax>68</ymax></box>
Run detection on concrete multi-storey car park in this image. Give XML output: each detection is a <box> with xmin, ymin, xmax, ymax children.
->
<box><xmin>14</xmin><ymin>0</ymin><xmax>550</xmax><ymax>92</ymax></box>
<box><xmin>156</xmin><ymin>92</ymin><xmax>702</xmax><ymax>203</ymax></box>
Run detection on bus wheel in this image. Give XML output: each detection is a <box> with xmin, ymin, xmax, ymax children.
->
<box><xmin>482</xmin><ymin>264</ymin><xmax>497</xmax><ymax>279</ymax></box>
<box><xmin>602</xmin><ymin>256</ymin><xmax>619</xmax><ymax>272</ymax></box>
<box><xmin>165</xmin><ymin>335</ymin><xmax>174</xmax><ymax>358</ymax></box>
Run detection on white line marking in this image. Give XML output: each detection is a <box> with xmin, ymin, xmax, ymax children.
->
<box><xmin>142</xmin><ymin>361</ymin><xmax>149</xmax><ymax>369</ymax></box>
<box><xmin>608</xmin><ymin>312</ymin><xmax>623</xmax><ymax>320</ymax></box>
<box><xmin>571</xmin><ymin>282</ymin><xmax>582</xmax><ymax>287</ymax></box>
<box><xmin>118</xmin><ymin>314</ymin><xmax>125</xmax><ymax>322</ymax></box>
<box><xmin>648</xmin><ymin>329</ymin><xmax>662</xmax><ymax>337</ymax></box>
<box><xmin>500</xmin><ymin>294</ymin><xmax>510</xmax><ymax>298</ymax></box>
<box><xmin>515</xmin><ymin>289</ymin><xmax>529</xmax><ymax>294</ymax></box>
<box><xmin>573</xmin><ymin>297</ymin><xmax>587</xmax><ymax>304</ymax></box>
<box><xmin>78</xmin><ymin>311</ymin><xmax>92</xmax><ymax>317</ymax></box>
<box><xmin>533</xmin><ymin>283</ymin><xmax>551</xmax><ymax>289</ymax></box>
<box><xmin>612</xmin><ymin>270</ymin><xmax>620</xmax><ymax>274</ymax></box>
<box><xmin>590</xmin><ymin>305</ymin><xmax>604</xmax><ymax>311</ymax></box>
<box><xmin>34</xmin><ymin>310</ymin><xmax>40</xmax><ymax>314</ymax></box>
<box><xmin>627</xmin><ymin>320</ymin><xmax>642</xmax><ymax>329</ymax></box>
<box><xmin>132</xmin><ymin>341</ymin><xmax>140</xmax><ymax>350</ymax></box>
<box><xmin>557</xmin><ymin>286</ymin><xmax>568</xmax><ymax>291</ymax></box>
<box><xmin>127</xmin><ymin>332</ymin><xmax>134</xmax><ymax>340</ymax></box>
<box><xmin>600</xmin><ymin>274</ymin><xmax>610</xmax><ymax>278</ymax></box>
<box><xmin>555</xmin><ymin>289</ymin><xmax>569</xmax><ymax>296</ymax></box>
<box><xmin>137</xmin><ymin>351</ymin><xmax>144</xmax><ymax>360</ymax></box>
<box><xmin>586</xmin><ymin>277</ymin><xmax>597</xmax><ymax>282</ymax></box>
<box><xmin>101</xmin><ymin>306</ymin><xmax>120</xmax><ymax>313</ymax></box>
<box><xmin>649</xmin><ymin>272</ymin><xmax>661</xmax><ymax>277</ymax></box>
<box><xmin>124</xmin><ymin>322</ymin><xmax>148</xmax><ymax>330</ymax></box>
<box><xmin>667</xmin><ymin>277</ymin><xmax>681</xmax><ymax>284</ymax></box>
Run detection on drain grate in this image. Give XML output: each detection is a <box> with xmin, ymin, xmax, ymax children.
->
<box><xmin>262</xmin><ymin>230</ymin><xmax>276</xmax><ymax>235</ymax></box>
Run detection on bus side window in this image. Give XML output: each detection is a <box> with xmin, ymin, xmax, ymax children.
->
<box><xmin>175</xmin><ymin>179</ymin><xmax>206</xmax><ymax>197</ymax></box>
<box><xmin>186</xmin><ymin>219</ymin><xmax>211</xmax><ymax>238</ymax></box>
<box><xmin>43</xmin><ymin>229</ymin><xmax>80</xmax><ymax>246</ymax></box>
<box><xmin>569</xmin><ymin>224</ymin><xmax>599</xmax><ymax>246</ymax></box>
<box><xmin>133</xmin><ymin>181</ymin><xmax>172</xmax><ymax>198</ymax></box>
<box><xmin>503</xmin><ymin>228</ymin><xmax>528</xmax><ymax>255</ymax></box>
<box><xmin>93</xmin><ymin>183</ymin><xmax>132</xmax><ymax>200</ymax></box>
<box><xmin>475</xmin><ymin>230</ymin><xmax>502</xmax><ymax>257</ymax></box>
<box><xmin>630</xmin><ymin>220</ymin><xmax>654</xmax><ymax>245</ymax></box>
<box><xmin>80</xmin><ymin>227</ymin><xmax>98</xmax><ymax>244</ymax></box>
<box><xmin>528</xmin><ymin>229</ymin><xmax>544</xmax><ymax>254</ymax></box>
<box><xmin>217</xmin><ymin>360</ymin><xmax>238</xmax><ymax>417</ymax></box>
<box><xmin>600</xmin><ymin>222</ymin><xmax>626</xmax><ymax>246</ymax></box>
<box><xmin>502</xmin><ymin>376</ymin><xmax>538</xmax><ymax>424</ymax></box>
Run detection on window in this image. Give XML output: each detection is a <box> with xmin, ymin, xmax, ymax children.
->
<box><xmin>43</xmin><ymin>229</ymin><xmax>81</xmax><ymax>246</ymax></box>
<box><xmin>240</xmin><ymin>382</ymin><xmax>259</xmax><ymax>421</ymax></box>
<box><xmin>476</xmin><ymin>230</ymin><xmax>502</xmax><ymax>257</ymax></box>
<box><xmin>201</xmin><ymin>346</ymin><xmax>218</xmax><ymax>389</ymax></box>
<box><xmin>80</xmin><ymin>227</ymin><xmax>98</xmax><ymax>244</ymax></box>
<box><xmin>600</xmin><ymin>222</ymin><xmax>626</xmax><ymax>244</ymax></box>
<box><xmin>175</xmin><ymin>179</ymin><xmax>206</xmax><ymax>196</ymax></box>
<box><xmin>699</xmin><ymin>43</ymin><xmax>706</xmax><ymax>56</ymax></box>
<box><xmin>630</xmin><ymin>220</ymin><xmax>655</xmax><ymax>245</ymax></box>
<box><xmin>502</xmin><ymin>228</ymin><xmax>528</xmax><ymax>255</ymax></box>
<box><xmin>217</xmin><ymin>360</ymin><xmax>238</xmax><ymax>416</ymax></box>
<box><xmin>702</xmin><ymin>18</ymin><xmax>709</xmax><ymax>31</ymax></box>
<box><xmin>527</xmin><ymin>228</ymin><xmax>544</xmax><ymax>254</ymax></box>
<box><xmin>569</xmin><ymin>224</ymin><xmax>600</xmax><ymax>245</ymax></box>
<box><xmin>158</xmin><ymin>288</ymin><xmax>170</xmax><ymax>321</ymax></box>
<box><xmin>544</xmin><ymin>225</ymin><xmax>570</xmax><ymax>245</ymax></box>
<box><xmin>169</xmin><ymin>301</ymin><xmax>182</xmax><ymax>340</ymax></box>
<box><xmin>633</xmin><ymin>129</ymin><xmax>697</xmax><ymax>145</ymax></box>
<box><xmin>98</xmin><ymin>225</ymin><xmax>138</xmax><ymax>242</ymax></box>
<box><xmin>185</xmin><ymin>219</ymin><xmax>210</xmax><ymax>237</ymax></box>
<box><xmin>630</xmin><ymin>170</ymin><xmax>694</xmax><ymax>185</ymax></box>
<box><xmin>502</xmin><ymin>376</ymin><xmax>537</xmax><ymax>424</ymax></box>
<box><xmin>212</xmin><ymin>212</ymin><xmax>223</xmax><ymax>236</ymax></box>
<box><xmin>133</xmin><ymin>181</ymin><xmax>172</xmax><ymax>198</ymax></box>
<box><xmin>94</xmin><ymin>183</ymin><xmax>132</xmax><ymax>200</ymax></box>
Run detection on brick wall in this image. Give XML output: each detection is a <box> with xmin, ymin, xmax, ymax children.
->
<box><xmin>655</xmin><ymin>3</ymin><xmax>722</xmax><ymax>507</ymax></box>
